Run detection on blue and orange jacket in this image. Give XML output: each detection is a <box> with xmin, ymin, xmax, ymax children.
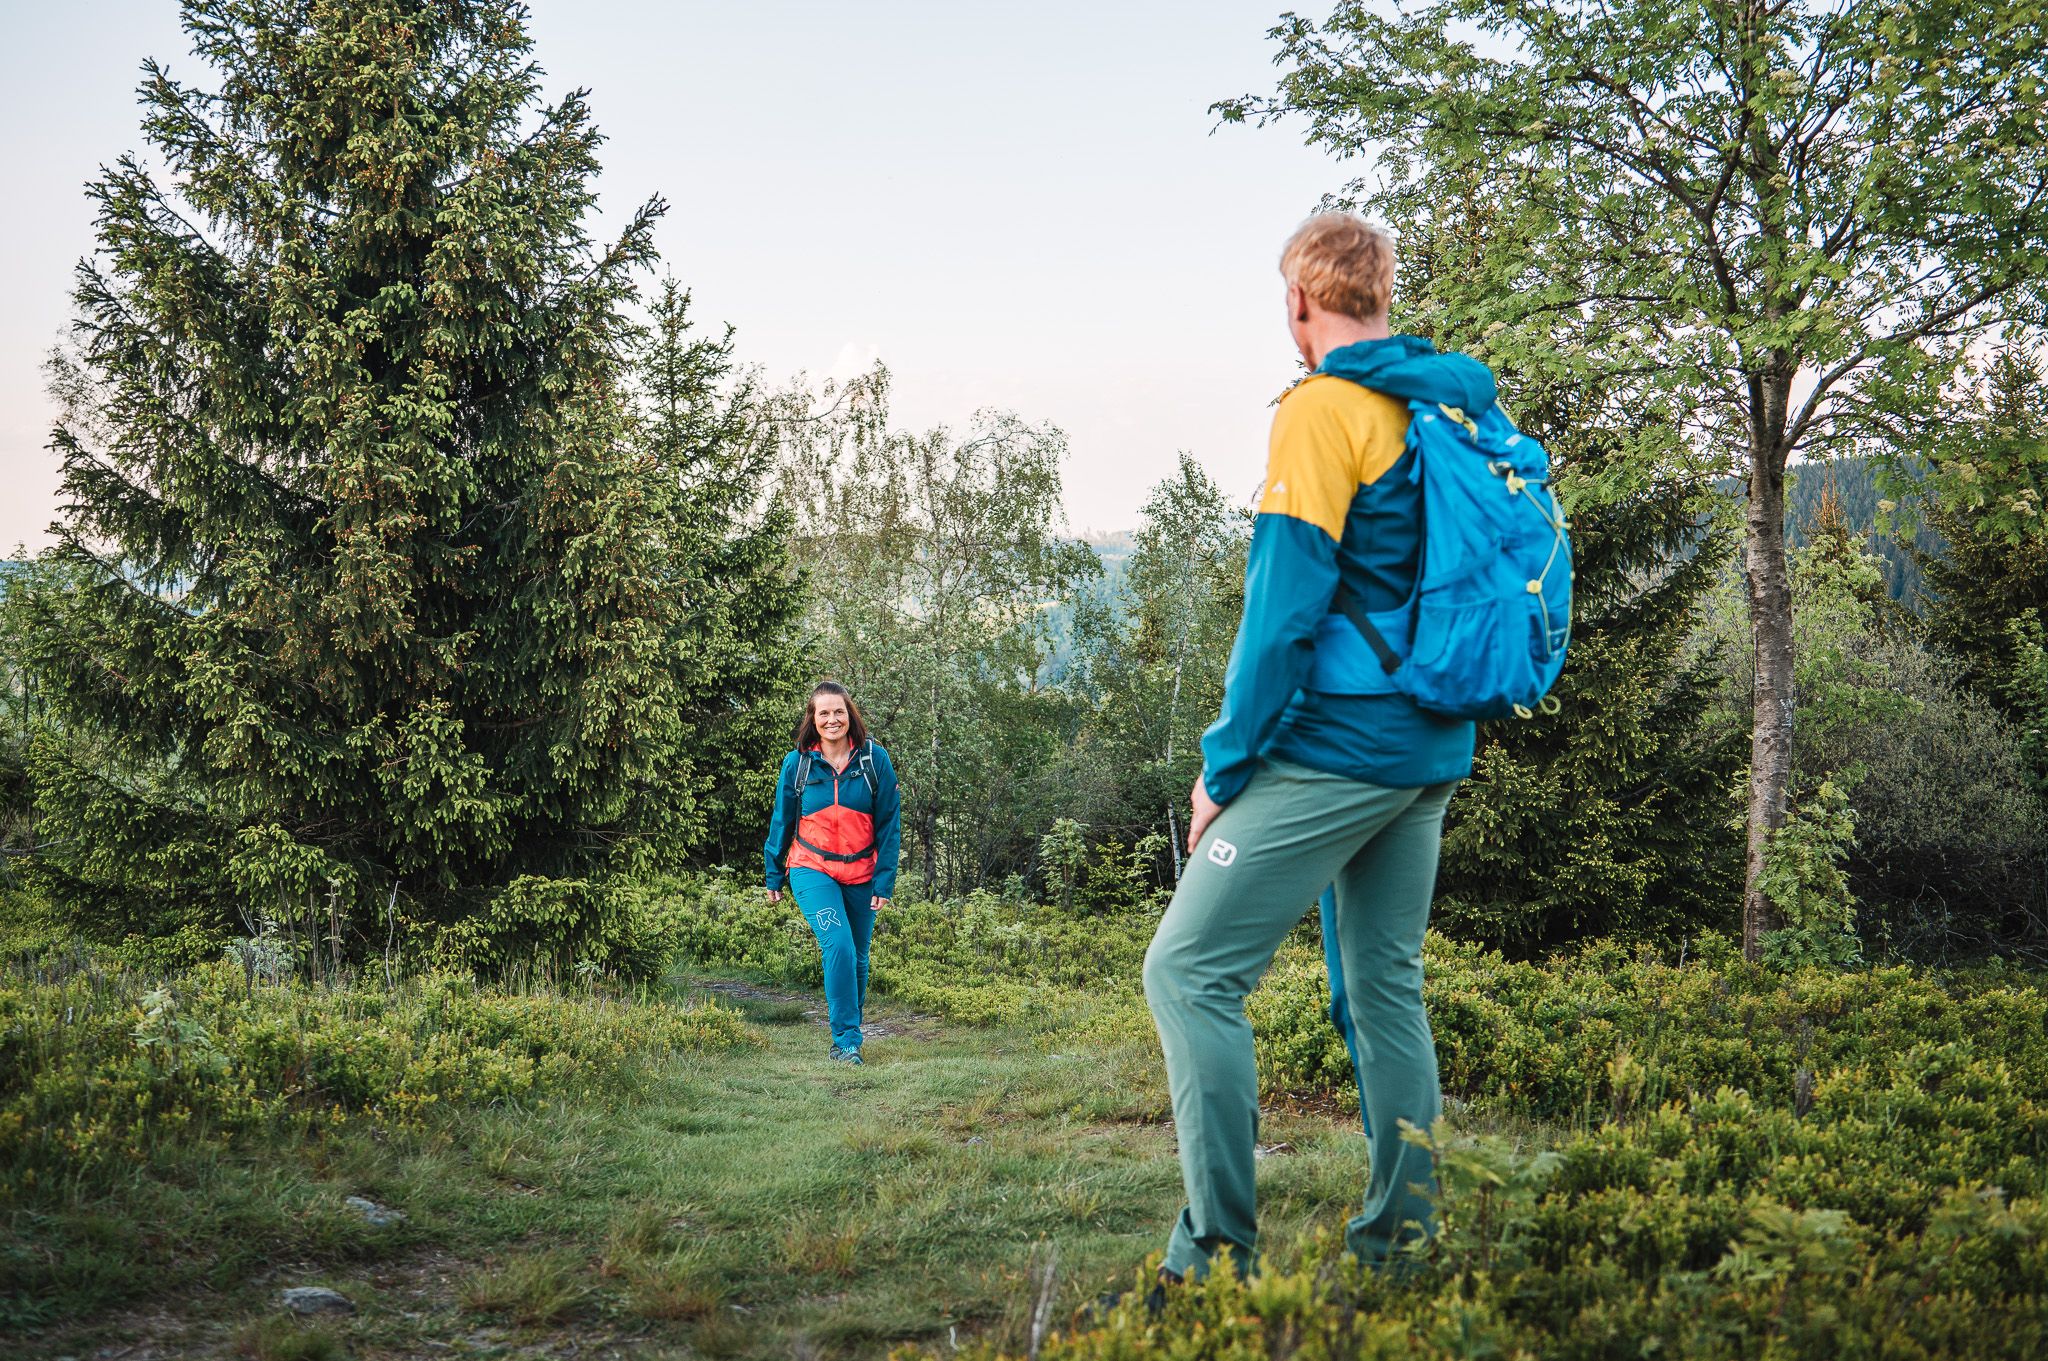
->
<box><xmin>764</xmin><ymin>741</ymin><xmax>902</xmax><ymax>895</ymax></box>
<box><xmin>1200</xmin><ymin>335</ymin><xmax>1492</xmax><ymax>804</ymax></box>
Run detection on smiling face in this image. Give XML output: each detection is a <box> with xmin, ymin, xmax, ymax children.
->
<box><xmin>811</xmin><ymin>692</ymin><xmax>851</xmax><ymax>744</ymax></box>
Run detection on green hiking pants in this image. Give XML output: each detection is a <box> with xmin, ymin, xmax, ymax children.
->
<box><xmin>1142</xmin><ymin>759</ymin><xmax>1459</xmax><ymax>1280</ymax></box>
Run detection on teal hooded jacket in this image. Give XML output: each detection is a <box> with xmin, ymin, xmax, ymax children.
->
<box><xmin>1199</xmin><ymin>335</ymin><xmax>1491</xmax><ymax>803</ymax></box>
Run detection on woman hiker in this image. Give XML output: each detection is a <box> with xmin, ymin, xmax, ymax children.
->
<box><xmin>764</xmin><ymin>681</ymin><xmax>902</xmax><ymax>1065</ymax></box>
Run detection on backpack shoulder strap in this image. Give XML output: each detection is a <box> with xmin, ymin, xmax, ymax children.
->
<box><xmin>793</xmin><ymin>750</ymin><xmax>814</xmax><ymax>798</ymax></box>
<box><xmin>1332</xmin><ymin>582</ymin><xmax>1404</xmax><ymax>675</ymax></box>
<box><xmin>856</xmin><ymin>741</ymin><xmax>878</xmax><ymax>796</ymax></box>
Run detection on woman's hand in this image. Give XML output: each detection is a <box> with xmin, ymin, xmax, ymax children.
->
<box><xmin>871</xmin><ymin>896</ymin><xmax>890</xmax><ymax>911</ymax></box>
<box><xmin>766</xmin><ymin>888</ymin><xmax>782</xmax><ymax>903</ymax></box>
<box><xmin>1188</xmin><ymin>776</ymin><xmax>1223</xmax><ymax>855</ymax></box>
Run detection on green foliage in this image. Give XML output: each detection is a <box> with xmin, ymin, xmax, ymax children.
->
<box><xmin>23</xmin><ymin>0</ymin><xmax>709</xmax><ymax>964</ymax></box>
<box><xmin>927</xmin><ymin>932</ymin><xmax>2048</xmax><ymax>1361</ymax></box>
<box><xmin>1248</xmin><ymin>932</ymin><xmax>2048</xmax><ymax>1134</ymax></box>
<box><xmin>1756</xmin><ymin>779</ymin><xmax>1863</xmax><ymax>970</ymax></box>
<box><xmin>1221</xmin><ymin>0</ymin><xmax>2048</xmax><ymax>953</ymax></box>
<box><xmin>12</xmin><ymin>876</ymin><xmax>2048</xmax><ymax>1358</ymax></box>
<box><xmin>1076</xmin><ymin>833</ymin><xmax>1170</xmax><ymax>914</ymax></box>
<box><xmin>760</xmin><ymin>367</ymin><xmax>1100</xmax><ymax>894</ymax></box>
<box><xmin>1694</xmin><ymin>496</ymin><xmax>2048</xmax><ymax>958</ymax></box>
<box><xmin>2007</xmin><ymin>613</ymin><xmax>2048</xmax><ymax>796</ymax></box>
<box><xmin>633</xmin><ymin>280</ymin><xmax>809</xmax><ymax>866</ymax></box>
<box><xmin>0</xmin><ymin>946</ymin><xmax>754</xmax><ymax>1200</ymax></box>
<box><xmin>1432</xmin><ymin>366</ymin><xmax>1743</xmax><ymax>952</ymax></box>
<box><xmin>1784</xmin><ymin>455</ymin><xmax>1935</xmax><ymax>605</ymax></box>
<box><xmin>1922</xmin><ymin>344</ymin><xmax>2048</xmax><ymax>793</ymax></box>
<box><xmin>1061</xmin><ymin>455</ymin><xmax>1248</xmax><ymax>875</ymax></box>
<box><xmin>0</xmin><ymin>560</ymin><xmax>54</xmax><ymax>880</ymax></box>
<box><xmin>1837</xmin><ymin>640</ymin><xmax>2048</xmax><ymax>958</ymax></box>
<box><xmin>972</xmin><ymin>1173</ymin><xmax>2048</xmax><ymax>1360</ymax></box>
<box><xmin>1037</xmin><ymin>819</ymin><xmax>1087</xmax><ymax>910</ymax></box>
<box><xmin>656</xmin><ymin>872</ymin><xmax>1155</xmax><ymax>1028</ymax></box>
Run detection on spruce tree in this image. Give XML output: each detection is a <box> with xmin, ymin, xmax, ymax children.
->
<box><xmin>1921</xmin><ymin>346</ymin><xmax>2048</xmax><ymax>759</ymax></box>
<box><xmin>26</xmin><ymin>0</ymin><xmax>692</xmax><ymax>964</ymax></box>
<box><xmin>634</xmin><ymin>280</ymin><xmax>807</xmax><ymax>865</ymax></box>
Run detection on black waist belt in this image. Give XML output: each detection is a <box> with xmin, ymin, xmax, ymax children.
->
<box><xmin>794</xmin><ymin>833</ymin><xmax>877</xmax><ymax>864</ymax></box>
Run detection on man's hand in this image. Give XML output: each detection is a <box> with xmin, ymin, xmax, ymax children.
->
<box><xmin>871</xmin><ymin>896</ymin><xmax>891</xmax><ymax>910</ymax></box>
<box><xmin>766</xmin><ymin>888</ymin><xmax>782</xmax><ymax>903</ymax></box>
<box><xmin>1188</xmin><ymin>775</ymin><xmax>1223</xmax><ymax>855</ymax></box>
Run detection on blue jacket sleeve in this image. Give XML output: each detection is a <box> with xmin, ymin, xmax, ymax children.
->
<box><xmin>1198</xmin><ymin>513</ymin><xmax>1341</xmax><ymax>804</ymax></box>
<box><xmin>763</xmin><ymin>751</ymin><xmax>802</xmax><ymax>889</ymax></box>
<box><xmin>869</xmin><ymin>744</ymin><xmax>902</xmax><ymax>898</ymax></box>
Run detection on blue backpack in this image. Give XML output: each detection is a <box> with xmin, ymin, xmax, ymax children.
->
<box><xmin>1314</xmin><ymin>400</ymin><xmax>1572</xmax><ymax>720</ymax></box>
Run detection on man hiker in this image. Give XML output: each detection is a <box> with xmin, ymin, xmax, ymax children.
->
<box><xmin>1142</xmin><ymin>212</ymin><xmax>1493</xmax><ymax>1283</ymax></box>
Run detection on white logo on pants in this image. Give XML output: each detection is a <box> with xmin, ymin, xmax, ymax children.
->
<box><xmin>815</xmin><ymin>906</ymin><xmax>842</xmax><ymax>930</ymax></box>
<box><xmin>1207</xmin><ymin>839</ymin><xmax>1238</xmax><ymax>867</ymax></box>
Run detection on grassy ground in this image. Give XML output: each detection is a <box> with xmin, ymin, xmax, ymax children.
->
<box><xmin>11</xmin><ymin>970</ymin><xmax>1384</xmax><ymax>1360</ymax></box>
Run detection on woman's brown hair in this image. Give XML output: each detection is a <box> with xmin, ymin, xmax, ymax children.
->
<box><xmin>793</xmin><ymin>680</ymin><xmax>871</xmax><ymax>750</ymax></box>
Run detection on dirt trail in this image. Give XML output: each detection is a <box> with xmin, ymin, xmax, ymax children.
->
<box><xmin>42</xmin><ymin>982</ymin><xmax>954</xmax><ymax>1360</ymax></box>
<box><xmin>689</xmin><ymin>975</ymin><xmax>940</xmax><ymax>1041</ymax></box>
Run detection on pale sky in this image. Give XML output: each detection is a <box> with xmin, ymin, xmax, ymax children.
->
<box><xmin>0</xmin><ymin>1</ymin><xmax>1346</xmax><ymax>551</ymax></box>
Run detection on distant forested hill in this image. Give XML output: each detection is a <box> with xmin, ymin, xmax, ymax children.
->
<box><xmin>1760</xmin><ymin>456</ymin><xmax>1940</xmax><ymax>606</ymax></box>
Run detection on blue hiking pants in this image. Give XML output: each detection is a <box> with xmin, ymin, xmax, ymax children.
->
<box><xmin>787</xmin><ymin>867</ymin><xmax>875</xmax><ymax>1053</ymax></box>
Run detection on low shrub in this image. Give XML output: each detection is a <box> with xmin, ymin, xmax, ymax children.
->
<box><xmin>0</xmin><ymin>946</ymin><xmax>755</xmax><ymax>1200</ymax></box>
<box><xmin>963</xmin><ymin>1164</ymin><xmax>2047</xmax><ymax>1360</ymax></box>
<box><xmin>1250</xmin><ymin>933</ymin><xmax>2048</xmax><ymax>1124</ymax></box>
<box><xmin>651</xmin><ymin>873</ymin><xmax>1157</xmax><ymax>1025</ymax></box>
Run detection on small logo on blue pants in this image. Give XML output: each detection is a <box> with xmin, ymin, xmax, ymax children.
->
<box><xmin>1207</xmin><ymin>840</ymin><xmax>1238</xmax><ymax>867</ymax></box>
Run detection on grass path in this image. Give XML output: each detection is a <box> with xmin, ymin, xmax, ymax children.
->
<box><xmin>25</xmin><ymin>974</ymin><xmax>1373</xmax><ymax>1360</ymax></box>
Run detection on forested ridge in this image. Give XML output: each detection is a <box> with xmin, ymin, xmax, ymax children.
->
<box><xmin>3</xmin><ymin>0</ymin><xmax>2047</xmax><ymax>1357</ymax></box>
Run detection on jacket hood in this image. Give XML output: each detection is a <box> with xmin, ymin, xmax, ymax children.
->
<box><xmin>1315</xmin><ymin>335</ymin><xmax>1497</xmax><ymax>413</ymax></box>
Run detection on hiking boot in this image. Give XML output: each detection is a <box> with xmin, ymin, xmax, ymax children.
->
<box><xmin>1143</xmin><ymin>1268</ymin><xmax>1182</xmax><ymax>1317</ymax></box>
<box><xmin>828</xmin><ymin>1045</ymin><xmax>864</xmax><ymax>1065</ymax></box>
<box><xmin>1084</xmin><ymin>1267</ymin><xmax>1180</xmax><ymax>1325</ymax></box>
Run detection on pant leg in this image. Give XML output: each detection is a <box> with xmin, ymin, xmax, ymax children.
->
<box><xmin>843</xmin><ymin>880</ymin><xmax>876</xmax><ymax>1037</ymax></box>
<box><xmin>1143</xmin><ymin>761</ymin><xmax>1427</xmax><ymax>1281</ymax></box>
<box><xmin>1332</xmin><ymin>781</ymin><xmax>1458</xmax><ymax>1265</ymax></box>
<box><xmin>1318</xmin><ymin>886</ymin><xmax>1370</xmax><ymax>1137</ymax></box>
<box><xmin>789</xmin><ymin>867</ymin><xmax>864</xmax><ymax>1052</ymax></box>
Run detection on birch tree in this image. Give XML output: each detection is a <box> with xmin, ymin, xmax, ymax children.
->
<box><xmin>763</xmin><ymin>368</ymin><xmax>1098</xmax><ymax>891</ymax></box>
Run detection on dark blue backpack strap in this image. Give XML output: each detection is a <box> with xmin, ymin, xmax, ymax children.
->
<box><xmin>793</xmin><ymin>750</ymin><xmax>814</xmax><ymax>798</ymax></box>
<box><xmin>857</xmin><ymin>741</ymin><xmax>878</xmax><ymax>797</ymax></box>
<box><xmin>1332</xmin><ymin>583</ymin><xmax>1403</xmax><ymax>675</ymax></box>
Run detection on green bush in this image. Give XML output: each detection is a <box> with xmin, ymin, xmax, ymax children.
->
<box><xmin>1250</xmin><ymin>933</ymin><xmax>2048</xmax><ymax>1125</ymax></box>
<box><xmin>961</xmin><ymin>1164</ymin><xmax>2047</xmax><ymax>1360</ymax></box>
<box><xmin>0</xmin><ymin>947</ymin><xmax>755</xmax><ymax>1199</ymax></box>
<box><xmin>923</xmin><ymin>929</ymin><xmax>2048</xmax><ymax>1361</ymax></box>
<box><xmin>652</xmin><ymin>872</ymin><xmax>1158</xmax><ymax>1024</ymax></box>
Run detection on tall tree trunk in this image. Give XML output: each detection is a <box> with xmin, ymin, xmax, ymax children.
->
<box><xmin>1742</xmin><ymin>375</ymin><xmax>1796</xmax><ymax>958</ymax></box>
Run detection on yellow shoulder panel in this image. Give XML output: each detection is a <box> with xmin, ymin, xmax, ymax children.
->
<box><xmin>1258</xmin><ymin>375</ymin><xmax>1411</xmax><ymax>539</ymax></box>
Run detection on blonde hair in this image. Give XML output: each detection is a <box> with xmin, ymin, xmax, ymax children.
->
<box><xmin>1280</xmin><ymin>213</ymin><xmax>1395</xmax><ymax>320</ymax></box>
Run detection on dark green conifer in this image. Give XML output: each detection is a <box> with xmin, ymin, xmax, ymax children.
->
<box><xmin>1432</xmin><ymin>374</ymin><xmax>1746</xmax><ymax>953</ymax></box>
<box><xmin>634</xmin><ymin>279</ymin><xmax>808</xmax><ymax>865</ymax></box>
<box><xmin>26</xmin><ymin>0</ymin><xmax>694</xmax><ymax>964</ymax></box>
<box><xmin>1920</xmin><ymin>346</ymin><xmax>2048</xmax><ymax>766</ymax></box>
